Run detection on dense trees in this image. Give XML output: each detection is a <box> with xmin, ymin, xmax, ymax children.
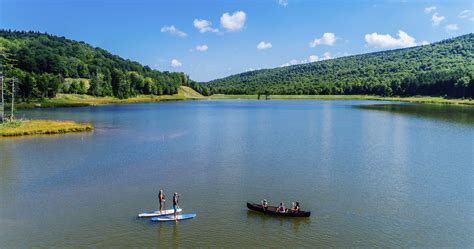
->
<box><xmin>0</xmin><ymin>30</ymin><xmax>192</xmax><ymax>100</ymax></box>
<box><xmin>205</xmin><ymin>33</ymin><xmax>474</xmax><ymax>98</ymax></box>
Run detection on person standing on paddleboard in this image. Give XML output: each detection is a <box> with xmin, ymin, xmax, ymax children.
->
<box><xmin>158</xmin><ymin>190</ymin><xmax>165</xmax><ymax>214</ymax></box>
<box><xmin>173</xmin><ymin>192</ymin><xmax>179</xmax><ymax>220</ymax></box>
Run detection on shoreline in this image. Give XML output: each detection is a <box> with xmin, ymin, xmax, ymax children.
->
<box><xmin>209</xmin><ymin>94</ymin><xmax>474</xmax><ymax>106</ymax></box>
<box><xmin>14</xmin><ymin>86</ymin><xmax>205</xmax><ymax>109</ymax></box>
<box><xmin>12</xmin><ymin>93</ymin><xmax>474</xmax><ymax>110</ymax></box>
<box><xmin>0</xmin><ymin>120</ymin><xmax>94</xmax><ymax>137</ymax></box>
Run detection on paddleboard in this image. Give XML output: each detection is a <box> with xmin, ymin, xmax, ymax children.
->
<box><xmin>151</xmin><ymin>214</ymin><xmax>196</xmax><ymax>222</ymax></box>
<box><xmin>138</xmin><ymin>208</ymin><xmax>182</xmax><ymax>218</ymax></box>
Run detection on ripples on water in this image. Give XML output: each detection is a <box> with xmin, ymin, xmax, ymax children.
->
<box><xmin>0</xmin><ymin>100</ymin><xmax>473</xmax><ymax>247</ymax></box>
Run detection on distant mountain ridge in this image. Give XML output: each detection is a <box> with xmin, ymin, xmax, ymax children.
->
<box><xmin>205</xmin><ymin>34</ymin><xmax>474</xmax><ymax>98</ymax></box>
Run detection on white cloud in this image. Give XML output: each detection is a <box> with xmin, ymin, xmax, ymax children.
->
<box><xmin>365</xmin><ymin>30</ymin><xmax>417</xmax><ymax>49</ymax></box>
<box><xmin>257</xmin><ymin>41</ymin><xmax>272</xmax><ymax>50</ymax></box>
<box><xmin>280</xmin><ymin>59</ymin><xmax>299</xmax><ymax>67</ymax></box>
<box><xmin>278</xmin><ymin>0</ymin><xmax>288</xmax><ymax>7</ymax></box>
<box><xmin>196</xmin><ymin>45</ymin><xmax>208</xmax><ymax>52</ymax></box>
<box><xmin>445</xmin><ymin>24</ymin><xmax>459</xmax><ymax>32</ymax></box>
<box><xmin>281</xmin><ymin>52</ymin><xmax>337</xmax><ymax>67</ymax></box>
<box><xmin>160</xmin><ymin>25</ymin><xmax>187</xmax><ymax>37</ymax></box>
<box><xmin>171</xmin><ymin>59</ymin><xmax>182</xmax><ymax>67</ymax></box>
<box><xmin>308</xmin><ymin>55</ymin><xmax>319</xmax><ymax>62</ymax></box>
<box><xmin>459</xmin><ymin>10</ymin><xmax>472</xmax><ymax>19</ymax></box>
<box><xmin>431</xmin><ymin>13</ymin><xmax>445</xmax><ymax>26</ymax></box>
<box><xmin>309</xmin><ymin>32</ymin><xmax>336</xmax><ymax>47</ymax></box>
<box><xmin>193</xmin><ymin>19</ymin><xmax>219</xmax><ymax>33</ymax></box>
<box><xmin>424</xmin><ymin>6</ymin><xmax>436</xmax><ymax>14</ymax></box>
<box><xmin>220</xmin><ymin>11</ymin><xmax>246</xmax><ymax>32</ymax></box>
<box><xmin>322</xmin><ymin>52</ymin><xmax>332</xmax><ymax>60</ymax></box>
<box><xmin>420</xmin><ymin>40</ymin><xmax>430</xmax><ymax>45</ymax></box>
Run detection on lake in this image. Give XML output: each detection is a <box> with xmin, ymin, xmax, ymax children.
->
<box><xmin>1</xmin><ymin>100</ymin><xmax>473</xmax><ymax>247</ymax></box>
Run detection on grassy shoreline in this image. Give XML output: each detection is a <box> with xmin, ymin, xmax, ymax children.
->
<box><xmin>12</xmin><ymin>91</ymin><xmax>474</xmax><ymax>109</ymax></box>
<box><xmin>0</xmin><ymin>120</ymin><xmax>93</xmax><ymax>137</ymax></box>
<box><xmin>209</xmin><ymin>94</ymin><xmax>474</xmax><ymax>106</ymax></box>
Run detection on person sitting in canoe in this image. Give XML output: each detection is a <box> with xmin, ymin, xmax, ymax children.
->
<box><xmin>261</xmin><ymin>199</ymin><xmax>268</xmax><ymax>211</ymax></box>
<box><xmin>158</xmin><ymin>190</ymin><xmax>165</xmax><ymax>213</ymax></box>
<box><xmin>277</xmin><ymin>202</ymin><xmax>287</xmax><ymax>213</ymax></box>
<box><xmin>173</xmin><ymin>192</ymin><xmax>179</xmax><ymax>221</ymax></box>
<box><xmin>291</xmin><ymin>202</ymin><xmax>300</xmax><ymax>213</ymax></box>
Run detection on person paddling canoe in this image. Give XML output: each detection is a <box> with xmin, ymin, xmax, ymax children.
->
<box><xmin>261</xmin><ymin>199</ymin><xmax>268</xmax><ymax>211</ymax></box>
<box><xmin>291</xmin><ymin>202</ymin><xmax>300</xmax><ymax>213</ymax></box>
<box><xmin>158</xmin><ymin>190</ymin><xmax>165</xmax><ymax>213</ymax></box>
<box><xmin>173</xmin><ymin>192</ymin><xmax>179</xmax><ymax>221</ymax></box>
<box><xmin>277</xmin><ymin>202</ymin><xmax>287</xmax><ymax>213</ymax></box>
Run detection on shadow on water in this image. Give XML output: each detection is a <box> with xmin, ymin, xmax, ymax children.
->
<box><xmin>246</xmin><ymin>210</ymin><xmax>310</xmax><ymax>233</ymax></box>
<box><xmin>354</xmin><ymin>103</ymin><xmax>474</xmax><ymax>126</ymax></box>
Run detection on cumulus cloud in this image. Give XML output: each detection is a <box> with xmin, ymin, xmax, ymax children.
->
<box><xmin>365</xmin><ymin>30</ymin><xmax>418</xmax><ymax>49</ymax></box>
<box><xmin>160</xmin><ymin>25</ymin><xmax>187</xmax><ymax>37</ymax></box>
<box><xmin>171</xmin><ymin>59</ymin><xmax>182</xmax><ymax>67</ymax></box>
<box><xmin>309</xmin><ymin>32</ymin><xmax>336</xmax><ymax>47</ymax></box>
<box><xmin>321</xmin><ymin>52</ymin><xmax>332</xmax><ymax>60</ymax></box>
<box><xmin>278</xmin><ymin>0</ymin><xmax>288</xmax><ymax>7</ymax></box>
<box><xmin>220</xmin><ymin>11</ymin><xmax>246</xmax><ymax>31</ymax></box>
<box><xmin>420</xmin><ymin>40</ymin><xmax>430</xmax><ymax>45</ymax></box>
<box><xmin>280</xmin><ymin>59</ymin><xmax>299</xmax><ymax>67</ymax></box>
<box><xmin>445</xmin><ymin>24</ymin><xmax>459</xmax><ymax>32</ymax></box>
<box><xmin>431</xmin><ymin>13</ymin><xmax>445</xmax><ymax>26</ymax></box>
<box><xmin>196</xmin><ymin>45</ymin><xmax>208</xmax><ymax>52</ymax></box>
<box><xmin>281</xmin><ymin>52</ymin><xmax>337</xmax><ymax>67</ymax></box>
<box><xmin>308</xmin><ymin>55</ymin><xmax>319</xmax><ymax>62</ymax></box>
<box><xmin>193</xmin><ymin>19</ymin><xmax>219</xmax><ymax>33</ymax></box>
<box><xmin>458</xmin><ymin>10</ymin><xmax>472</xmax><ymax>19</ymax></box>
<box><xmin>257</xmin><ymin>41</ymin><xmax>272</xmax><ymax>50</ymax></box>
<box><xmin>424</xmin><ymin>6</ymin><xmax>436</xmax><ymax>14</ymax></box>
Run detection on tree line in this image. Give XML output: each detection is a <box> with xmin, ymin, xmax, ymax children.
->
<box><xmin>205</xmin><ymin>33</ymin><xmax>474</xmax><ymax>98</ymax></box>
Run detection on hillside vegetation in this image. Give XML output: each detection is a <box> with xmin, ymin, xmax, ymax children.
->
<box><xmin>205</xmin><ymin>34</ymin><xmax>474</xmax><ymax>98</ymax></box>
<box><xmin>0</xmin><ymin>30</ymin><xmax>203</xmax><ymax>101</ymax></box>
<box><xmin>14</xmin><ymin>86</ymin><xmax>203</xmax><ymax>109</ymax></box>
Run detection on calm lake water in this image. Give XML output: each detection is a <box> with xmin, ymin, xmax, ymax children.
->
<box><xmin>1</xmin><ymin>100</ymin><xmax>473</xmax><ymax>247</ymax></box>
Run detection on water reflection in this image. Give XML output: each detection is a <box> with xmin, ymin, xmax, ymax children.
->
<box><xmin>355</xmin><ymin>103</ymin><xmax>474</xmax><ymax>126</ymax></box>
<box><xmin>246</xmin><ymin>210</ymin><xmax>310</xmax><ymax>233</ymax></box>
<box><xmin>155</xmin><ymin>222</ymin><xmax>179</xmax><ymax>247</ymax></box>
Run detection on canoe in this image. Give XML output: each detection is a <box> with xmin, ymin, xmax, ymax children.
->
<box><xmin>138</xmin><ymin>208</ymin><xmax>182</xmax><ymax>217</ymax></box>
<box><xmin>151</xmin><ymin>214</ymin><xmax>196</xmax><ymax>222</ymax></box>
<box><xmin>246</xmin><ymin>202</ymin><xmax>311</xmax><ymax>217</ymax></box>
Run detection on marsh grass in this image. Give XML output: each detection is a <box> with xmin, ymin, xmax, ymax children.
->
<box><xmin>0</xmin><ymin>120</ymin><xmax>93</xmax><ymax>137</ymax></box>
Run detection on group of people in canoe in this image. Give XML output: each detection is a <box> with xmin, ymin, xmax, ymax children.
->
<box><xmin>262</xmin><ymin>199</ymin><xmax>301</xmax><ymax>213</ymax></box>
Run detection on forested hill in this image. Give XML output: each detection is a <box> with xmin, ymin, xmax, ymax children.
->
<box><xmin>205</xmin><ymin>34</ymin><xmax>474</xmax><ymax>98</ymax></box>
<box><xmin>0</xmin><ymin>30</ymin><xmax>206</xmax><ymax>99</ymax></box>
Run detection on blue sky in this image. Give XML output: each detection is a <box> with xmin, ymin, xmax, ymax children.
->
<box><xmin>1</xmin><ymin>0</ymin><xmax>473</xmax><ymax>82</ymax></box>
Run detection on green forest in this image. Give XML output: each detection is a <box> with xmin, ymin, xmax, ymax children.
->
<box><xmin>205</xmin><ymin>33</ymin><xmax>474</xmax><ymax>98</ymax></box>
<box><xmin>1</xmin><ymin>31</ymin><xmax>473</xmax><ymax>101</ymax></box>
<box><xmin>0</xmin><ymin>30</ymin><xmax>208</xmax><ymax>100</ymax></box>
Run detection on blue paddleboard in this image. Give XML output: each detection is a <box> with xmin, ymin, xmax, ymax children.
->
<box><xmin>151</xmin><ymin>214</ymin><xmax>196</xmax><ymax>222</ymax></box>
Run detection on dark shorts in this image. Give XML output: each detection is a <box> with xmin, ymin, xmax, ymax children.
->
<box><xmin>173</xmin><ymin>204</ymin><xmax>177</xmax><ymax>212</ymax></box>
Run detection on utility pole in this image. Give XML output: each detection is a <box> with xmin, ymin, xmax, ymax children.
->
<box><xmin>0</xmin><ymin>73</ymin><xmax>4</xmax><ymax>123</ymax></box>
<box><xmin>11</xmin><ymin>77</ymin><xmax>15</xmax><ymax>120</ymax></box>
